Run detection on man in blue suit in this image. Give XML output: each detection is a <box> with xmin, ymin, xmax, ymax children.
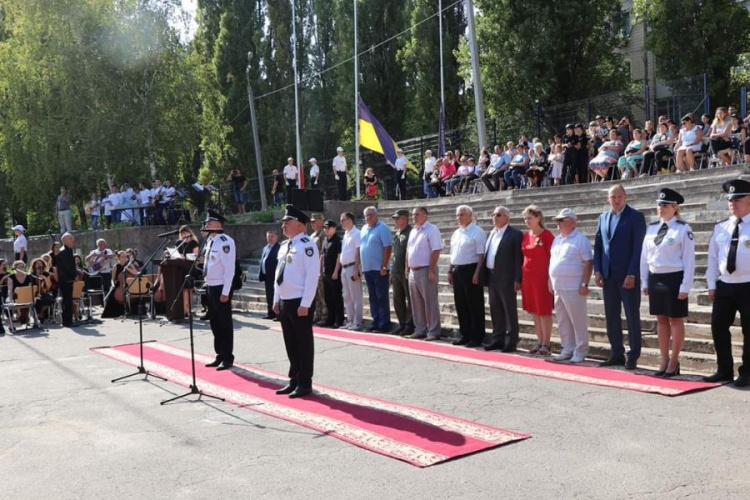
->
<box><xmin>258</xmin><ymin>231</ymin><xmax>280</xmax><ymax>320</ymax></box>
<box><xmin>594</xmin><ymin>185</ymin><xmax>646</xmax><ymax>369</ymax></box>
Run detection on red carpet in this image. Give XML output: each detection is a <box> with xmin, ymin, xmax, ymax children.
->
<box><xmin>301</xmin><ymin>327</ymin><xmax>724</xmax><ymax>397</ymax></box>
<box><xmin>92</xmin><ymin>342</ymin><xmax>529</xmax><ymax>467</ymax></box>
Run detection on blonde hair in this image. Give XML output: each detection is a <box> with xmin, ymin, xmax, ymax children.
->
<box><xmin>522</xmin><ymin>204</ymin><xmax>545</xmax><ymax>229</ymax></box>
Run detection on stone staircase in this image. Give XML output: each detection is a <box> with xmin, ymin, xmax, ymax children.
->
<box><xmin>234</xmin><ymin>165</ymin><xmax>750</xmax><ymax>374</ymax></box>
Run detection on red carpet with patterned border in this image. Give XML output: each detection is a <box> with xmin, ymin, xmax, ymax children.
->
<box><xmin>92</xmin><ymin>342</ymin><xmax>529</xmax><ymax>467</ymax></box>
<box><xmin>296</xmin><ymin>327</ymin><xmax>724</xmax><ymax>397</ymax></box>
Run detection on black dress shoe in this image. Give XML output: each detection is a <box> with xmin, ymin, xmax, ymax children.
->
<box><xmin>466</xmin><ymin>340</ymin><xmax>482</xmax><ymax>348</ymax></box>
<box><xmin>501</xmin><ymin>345</ymin><xmax>517</xmax><ymax>353</ymax></box>
<box><xmin>216</xmin><ymin>362</ymin><xmax>234</xmax><ymax>371</ymax></box>
<box><xmin>275</xmin><ymin>384</ymin><xmax>297</xmax><ymax>395</ymax></box>
<box><xmin>289</xmin><ymin>386</ymin><xmax>312</xmax><ymax>398</ymax></box>
<box><xmin>484</xmin><ymin>341</ymin><xmax>503</xmax><ymax>351</ymax></box>
<box><xmin>392</xmin><ymin>325</ymin><xmax>405</xmax><ymax>335</ymax></box>
<box><xmin>316</xmin><ymin>321</ymin><xmax>332</xmax><ymax>327</ymax></box>
<box><xmin>205</xmin><ymin>359</ymin><xmax>221</xmax><ymax>368</ymax></box>
<box><xmin>625</xmin><ymin>358</ymin><xmax>638</xmax><ymax>370</ymax></box>
<box><xmin>452</xmin><ymin>338</ymin><xmax>470</xmax><ymax>346</ymax></box>
<box><xmin>599</xmin><ymin>355</ymin><xmax>626</xmax><ymax>367</ymax></box>
<box><xmin>330</xmin><ymin>323</ymin><xmax>340</xmax><ymax>329</ymax></box>
<box><xmin>734</xmin><ymin>375</ymin><xmax>749</xmax><ymax>387</ymax></box>
<box><xmin>702</xmin><ymin>372</ymin><xmax>734</xmax><ymax>383</ymax></box>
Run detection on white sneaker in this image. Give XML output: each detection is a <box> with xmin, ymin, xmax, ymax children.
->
<box><xmin>552</xmin><ymin>352</ymin><xmax>573</xmax><ymax>362</ymax></box>
<box><xmin>569</xmin><ymin>355</ymin><xmax>586</xmax><ymax>363</ymax></box>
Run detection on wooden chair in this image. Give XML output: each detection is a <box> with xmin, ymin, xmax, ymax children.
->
<box><xmin>3</xmin><ymin>286</ymin><xmax>40</xmax><ymax>333</ymax></box>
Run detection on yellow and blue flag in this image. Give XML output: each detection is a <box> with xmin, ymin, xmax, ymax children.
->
<box><xmin>358</xmin><ymin>97</ymin><xmax>400</xmax><ymax>166</ymax></box>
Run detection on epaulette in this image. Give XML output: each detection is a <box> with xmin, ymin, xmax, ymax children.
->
<box><xmin>220</xmin><ymin>235</ymin><xmax>228</xmax><ymax>241</ymax></box>
<box><xmin>675</xmin><ymin>219</ymin><xmax>686</xmax><ymax>225</ymax></box>
<box><xmin>649</xmin><ymin>220</ymin><xmax>660</xmax><ymax>225</ymax></box>
<box><xmin>300</xmin><ymin>236</ymin><xmax>310</xmax><ymax>243</ymax></box>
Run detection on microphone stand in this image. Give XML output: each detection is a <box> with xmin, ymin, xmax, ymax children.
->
<box><xmin>161</xmin><ymin>234</ymin><xmax>224</xmax><ymax>404</ymax></box>
<box><xmin>111</xmin><ymin>238</ymin><xmax>173</xmax><ymax>384</ymax></box>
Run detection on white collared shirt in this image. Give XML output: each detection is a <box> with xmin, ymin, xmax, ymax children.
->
<box><xmin>340</xmin><ymin>226</ymin><xmax>361</xmax><ymax>266</ymax></box>
<box><xmin>424</xmin><ymin>156</ymin><xmax>437</xmax><ymax>174</ymax></box>
<box><xmin>273</xmin><ymin>233</ymin><xmax>320</xmax><ymax>307</ymax></box>
<box><xmin>162</xmin><ymin>186</ymin><xmax>176</xmax><ymax>202</ymax></box>
<box><xmin>13</xmin><ymin>234</ymin><xmax>27</xmax><ymax>253</ymax></box>
<box><xmin>283</xmin><ymin>165</ymin><xmax>298</xmax><ymax>181</ymax></box>
<box><xmin>450</xmin><ymin>223</ymin><xmax>486</xmax><ymax>265</ymax></box>
<box><xmin>203</xmin><ymin>233</ymin><xmax>236</xmax><ymax>296</ymax></box>
<box><xmin>394</xmin><ymin>156</ymin><xmax>407</xmax><ymax>171</ymax></box>
<box><xmin>485</xmin><ymin>225</ymin><xmax>508</xmax><ymax>270</ymax></box>
<box><xmin>406</xmin><ymin>221</ymin><xmax>443</xmax><ymax>267</ymax></box>
<box><xmin>310</xmin><ymin>164</ymin><xmax>319</xmax><ymax>178</ymax></box>
<box><xmin>640</xmin><ymin>217</ymin><xmax>696</xmax><ymax>293</ymax></box>
<box><xmin>549</xmin><ymin>229</ymin><xmax>593</xmax><ymax>290</ymax></box>
<box><xmin>333</xmin><ymin>155</ymin><xmax>347</xmax><ymax>172</ymax></box>
<box><xmin>707</xmin><ymin>213</ymin><xmax>750</xmax><ymax>288</ymax></box>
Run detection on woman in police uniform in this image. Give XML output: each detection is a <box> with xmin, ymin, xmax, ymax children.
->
<box><xmin>640</xmin><ymin>188</ymin><xmax>695</xmax><ymax>377</ymax></box>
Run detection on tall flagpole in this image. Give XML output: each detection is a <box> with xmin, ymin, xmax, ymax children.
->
<box><xmin>465</xmin><ymin>0</ymin><xmax>487</xmax><ymax>150</ymax></box>
<box><xmin>354</xmin><ymin>0</ymin><xmax>360</xmax><ymax>198</ymax></box>
<box><xmin>291</xmin><ymin>0</ymin><xmax>303</xmax><ymax>187</ymax></box>
<box><xmin>439</xmin><ymin>0</ymin><xmax>445</xmax><ymax>109</ymax></box>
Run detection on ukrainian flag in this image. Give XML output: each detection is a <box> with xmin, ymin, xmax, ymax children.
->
<box><xmin>358</xmin><ymin>97</ymin><xmax>399</xmax><ymax>166</ymax></box>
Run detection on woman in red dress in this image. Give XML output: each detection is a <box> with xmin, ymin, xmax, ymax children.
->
<box><xmin>521</xmin><ymin>205</ymin><xmax>555</xmax><ymax>355</ymax></box>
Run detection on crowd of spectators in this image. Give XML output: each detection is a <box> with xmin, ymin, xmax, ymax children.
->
<box><xmin>419</xmin><ymin>107</ymin><xmax>750</xmax><ymax>198</ymax></box>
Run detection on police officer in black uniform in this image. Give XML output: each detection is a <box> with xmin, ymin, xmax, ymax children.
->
<box><xmin>274</xmin><ymin>205</ymin><xmax>321</xmax><ymax>398</ymax></box>
<box><xmin>202</xmin><ymin>210</ymin><xmax>237</xmax><ymax>371</ymax></box>
<box><xmin>704</xmin><ymin>179</ymin><xmax>750</xmax><ymax>386</ymax></box>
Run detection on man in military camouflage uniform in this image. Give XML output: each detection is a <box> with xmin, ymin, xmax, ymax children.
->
<box><xmin>310</xmin><ymin>213</ymin><xmax>328</xmax><ymax>324</ymax></box>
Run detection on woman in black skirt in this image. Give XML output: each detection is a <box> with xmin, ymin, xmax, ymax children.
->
<box><xmin>640</xmin><ymin>188</ymin><xmax>696</xmax><ymax>377</ymax></box>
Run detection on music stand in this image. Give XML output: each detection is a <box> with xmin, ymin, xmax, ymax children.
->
<box><xmin>161</xmin><ymin>235</ymin><xmax>224</xmax><ymax>404</ymax></box>
<box><xmin>111</xmin><ymin>238</ymin><xmax>172</xmax><ymax>384</ymax></box>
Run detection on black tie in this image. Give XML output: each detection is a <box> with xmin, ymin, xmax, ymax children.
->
<box><xmin>276</xmin><ymin>242</ymin><xmax>291</xmax><ymax>285</ymax></box>
<box><xmin>202</xmin><ymin>238</ymin><xmax>213</xmax><ymax>277</ymax></box>
<box><xmin>654</xmin><ymin>222</ymin><xmax>669</xmax><ymax>246</ymax></box>
<box><xmin>727</xmin><ymin>220</ymin><xmax>742</xmax><ymax>274</ymax></box>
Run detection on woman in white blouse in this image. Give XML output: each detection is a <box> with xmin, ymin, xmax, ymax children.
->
<box><xmin>674</xmin><ymin>114</ymin><xmax>703</xmax><ymax>172</ymax></box>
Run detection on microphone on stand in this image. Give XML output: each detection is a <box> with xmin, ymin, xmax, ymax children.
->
<box><xmin>157</xmin><ymin>228</ymin><xmax>180</xmax><ymax>238</ymax></box>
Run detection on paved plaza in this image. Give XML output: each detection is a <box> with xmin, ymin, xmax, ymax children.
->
<box><xmin>1</xmin><ymin>312</ymin><xmax>749</xmax><ymax>499</ymax></box>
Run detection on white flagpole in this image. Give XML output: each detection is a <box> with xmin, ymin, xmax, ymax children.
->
<box><xmin>439</xmin><ymin>0</ymin><xmax>445</xmax><ymax>109</ymax></box>
<box><xmin>354</xmin><ymin>0</ymin><xmax>360</xmax><ymax>199</ymax></box>
<box><xmin>291</xmin><ymin>0</ymin><xmax>303</xmax><ymax>185</ymax></box>
<box><xmin>465</xmin><ymin>0</ymin><xmax>487</xmax><ymax>150</ymax></box>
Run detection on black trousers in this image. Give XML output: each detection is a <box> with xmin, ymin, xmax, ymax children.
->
<box><xmin>323</xmin><ymin>274</ymin><xmax>344</xmax><ymax>325</ymax></box>
<box><xmin>279</xmin><ymin>297</ymin><xmax>315</xmax><ymax>387</ymax></box>
<box><xmin>285</xmin><ymin>180</ymin><xmax>297</xmax><ymax>205</ymax></box>
<box><xmin>711</xmin><ymin>281</ymin><xmax>750</xmax><ymax>376</ymax></box>
<box><xmin>481</xmin><ymin>171</ymin><xmax>504</xmax><ymax>191</ymax></box>
<box><xmin>207</xmin><ymin>285</ymin><xmax>234</xmax><ymax>363</ymax></box>
<box><xmin>488</xmin><ymin>277</ymin><xmax>519</xmax><ymax>347</ymax></box>
<box><xmin>452</xmin><ymin>264</ymin><xmax>486</xmax><ymax>343</ymax></box>
<box><xmin>263</xmin><ymin>278</ymin><xmax>275</xmax><ymax>318</ymax></box>
<box><xmin>337</xmin><ymin>172</ymin><xmax>348</xmax><ymax>201</ymax></box>
<box><xmin>60</xmin><ymin>280</ymin><xmax>74</xmax><ymax>326</ymax></box>
<box><xmin>395</xmin><ymin>173</ymin><xmax>407</xmax><ymax>200</ymax></box>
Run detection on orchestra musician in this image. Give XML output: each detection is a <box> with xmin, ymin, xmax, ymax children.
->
<box><xmin>7</xmin><ymin>260</ymin><xmax>33</xmax><ymax>327</ymax></box>
<box><xmin>102</xmin><ymin>251</ymin><xmax>138</xmax><ymax>318</ymax></box>
<box><xmin>29</xmin><ymin>258</ymin><xmax>55</xmax><ymax>322</ymax></box>
<box><xmin>176</xmin><ymin>225</ymin><xmax>200</xmax><ymax>318</ymax></box>
<box><xmin>0</xmin><ymin>259</ymin><xmax>8</xmax><ymax>335</ymax></box>
<box><xmin>85</xmin><ymin>239</ymin><xmax>116</xmax><ymax>296</ymax></box>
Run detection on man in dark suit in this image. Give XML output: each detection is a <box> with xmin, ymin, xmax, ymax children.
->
<box><xmin>482</xmin><ymin>206</ymin><xmax>523</xmax><ymax>352</ymax></box>
<box><xmin>594</xmin><ymin>185</ymin><xmax>646</xmax><ymax>369</ymax></box>
<box><xmin>258</xmin><ymin>231</ymin><xmax>280</xmax><ymax>320</ymax></box>
<box><xmin>57</xmin><ymin>232</ymin><xmax>78</xmax><ymax>328</ymax></box>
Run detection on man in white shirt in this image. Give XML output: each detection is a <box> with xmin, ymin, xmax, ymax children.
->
<box><xmin>549</xmin><ymin>208</ymin><xmax>593</xmax><ymax>363</ymax></box>
<box><xmin>448</xmin><ymin>205</ymin><xmax>486</xmax><ymax>347</ymax></box>
<box><xmin>309</xmin><ymin>158</ymin><xmax>320</xmax><ymax>187</ymax></box>
<box><xmin>151</xmin><ymin>179</ymin><xmax>165</xmax><ymax>225</ymax></box>
<box><xmin>423</xmin><ymin>150</ymin><xmax>437</xmax><ymax>198</ymax></box>
<box><xmin>162</xmin><ymin>180</ymin><xmax>177</xmax><ymax>225</ymax></box>
<box><xmin>283</xmin><ymin>157</ymin><xmax>298</xmax><ymax>205</ymax></box>
<box><xmin>334</xmin><ymin>212</ymin><xmax>363</xmax><ymax>330</ymax></box>
<box><xmin>405</xmin><ymin>206</ymin><xmax>443</xmax><ymax>340</ymax></box>
<box><xmin>137</xmin><ymin>182</ymin><xmax>152</xmax><ymax>225</ymax></box>
<box><xmin>332</xmin><ymin>146</ymin><xmax>348</xmax><ymax>201</ymax></box>
<box><xmin>394</xmin><ymin>148</ymin><xmax>408</xmax><ymax>200</ymax></box>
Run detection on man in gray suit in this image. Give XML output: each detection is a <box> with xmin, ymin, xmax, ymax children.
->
<box><xmin>482</xmin><ymin>205</ymin><xmax>523</xmax><ymax>352</ymax></box>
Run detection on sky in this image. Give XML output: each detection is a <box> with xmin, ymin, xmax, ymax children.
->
<box><xmin>178</xmin><ymin>0</ymin><xmax>197</xmax><ymax>41</ymax></box>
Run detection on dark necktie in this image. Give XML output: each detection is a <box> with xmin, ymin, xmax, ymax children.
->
<box><xmin>202</xmin><ymin>238</ymin><xmax>213</xmax><ymax>277</ymax></box>
<box><xmin>654</xmin><ymin>222</ymin><xmax>669</xmax><ymax>246</ymax></box>
<box><xmin>276</xmin><ymin>241</ymin><xmax>291</xmax><ymax>285</ymax></box>
<box><xmin>727</xmin><ymin>219</ymin><xmax>742</xmax><ymax>274</ymax></box>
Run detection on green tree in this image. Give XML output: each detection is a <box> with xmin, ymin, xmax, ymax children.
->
<box><xmin>633</xmin><ymin>0</ymin><xmax>750</xmax><ymax>105</ymax></box>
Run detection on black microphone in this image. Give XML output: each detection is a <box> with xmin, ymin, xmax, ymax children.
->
<box><xmin>157</xmin><ymin>228</ymin><xmax>180</xmax><ymax>238</ymax></box>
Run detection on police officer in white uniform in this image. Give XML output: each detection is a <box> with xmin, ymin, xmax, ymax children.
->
<box><xmin>283</xmin><ymin>157</ymin><xmax>298</xmax><ymax>204</ymax></box>
<box><xmin>705</xmin><ymin>179</ymin><xmax>750</xmax><ymax>386</ymax></box>
<box><xmin>309</xmin><ymin>157</ymin><xmax>320</xmax><ymax>187</ymax></box>
<box><xmin>332</xmin><ymin>146</ymin><xmax>348</xmax><ymax>200</ymax></box>
<box><xmin>273</xmin><ymin>205</ymin><xmax>321</xmax><ymax>398</ymax></box>
<box><xmin>202</xmin><ymin>210</ymin><xmax>237</xmax><ymax>371</ymax></box>
<box><xmin>394</xmin><ymin>148</ymin><xmax>408</xmax><ymax>200</ymax></box>
<box><xmin>640</xmin><ymin>188</ymin><xmax>695</xmax><ymax>377</ymax></box>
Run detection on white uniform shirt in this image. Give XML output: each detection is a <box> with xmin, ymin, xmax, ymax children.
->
<box><xmin>549</xmin><ymin>229</ymin><xmax>593</xmax><ymax>291</ymax></box>
<box><xmin>424</xmin><ymin>156</ymin><xmax>437</xmax><ymax>175</ymax></box>
<box><xmin>707</xmin><ymin>213</ymin><xmax>750</xmax><ymax>288</ymax></box>
<box><xmin>340</xmin><ymin>226</ymin><xmax>361</xmax><ymax>266</ymax></box>
<box><xmin>284</xmin><ymin>165</ymin><xmax>298</xmax><ymax>182</ymax></box>
<box><xmin>310</xmin><ymin>164</ymin><xmax>319</xmax><ymax>180</ymax></box>
<box><xmin>394</xmin><ymin>156</ymin><xmax>407</xmax><ymax>177</ymax></box>
<box><xmin>407</xmin><ymin>221</ymin><xmax>443</xmax><ymax>268</ymax></box>
<box><xmin>203</xmin><ymin>233</ymin><xmax>236</xmax><ymax>296</ymax></box>
<box><xmin>333</xmin><ymin>155</ymin><xmax>347</xmax><ymax>172</ymax></box>
<box><xmin>450</xmin><ymin>223</ymin><xmax>486</xmax><ymax>265</ymax></box>
<box><xmin>485</xmin><ymin>226</ymin><xmax>509</xmax><ymax>270</ymax></box>
<box><xmin>273</xmin><ymin>233</ymin><xmax>320</xmax><ymax>307</ymax></box>
<box><xmin>640</xmin><ymin>217</ymin><xmax>696</xmax><ymax>293</ymax></box>
<box><xmin>13</xmin><ymin>234</ymin><xmax>27</xmax><ymax>254</ymax></box>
